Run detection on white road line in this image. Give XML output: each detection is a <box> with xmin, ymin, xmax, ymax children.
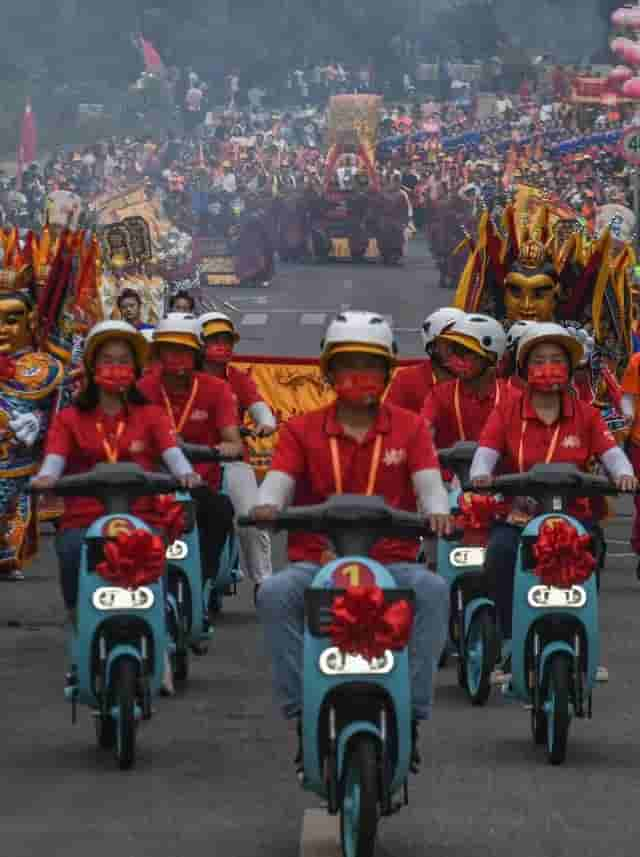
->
<box><xmin>299</xmin><ymin>809</ymin><xmax>340</xmax><ymax>857</ymax></box>
<box><xmin>300</xmin><ymin>313</ymin><xmax>328</xmax><ymax>325</ymax></box>
<box><xmin>240</xmin><ymin>313</ymin><xmax>269</xmax><ymax>326</ymax></box>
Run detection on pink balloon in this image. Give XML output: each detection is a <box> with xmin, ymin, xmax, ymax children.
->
<box><xmin>612</xmin><ymin>37</ymin><xmax>640</xmax><ymax>66</ymax></box>
<box><xmin>612</xmin><ymin>7</ymin><xmax>640</xmax><ymax>29</ymax></box>
<box><xmin>623</xmin><ymin>77</ymin><xmax>640</xmax><ymax>97</ymax></box>
<box><xmin>609</xmin><ymin>65</ymin><xmax>634</xmax><ymax>83</ymax></box>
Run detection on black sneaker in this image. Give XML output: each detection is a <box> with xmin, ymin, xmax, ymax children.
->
<box><xmin>410</xmin><ymin>720</ymin><xmax>421</xmax><ymax>774</ymax></box>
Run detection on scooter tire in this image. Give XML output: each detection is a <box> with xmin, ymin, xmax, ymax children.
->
<box><xmin>545</xmin><ymin>654</ymin><xmax>572</xmax><ymax>766</ymax></box>
<box><xmin>95</xmin><ymin>714</ymin><xmax>116</xmax><ymax>750</ymax></box>
<box><xmin>340</xmin><ymin>735</ymin><xmax>379</xmax><ymax>857</ymax></box>
<box><xmin>112</xmin><ymin>657</ymin><xmax>138</xmax><ymax>771</ymax></box>
<box><xmin>464</xmin><ymin>608</ymin><xmax>497</xmax><ymax>706</ymax></box>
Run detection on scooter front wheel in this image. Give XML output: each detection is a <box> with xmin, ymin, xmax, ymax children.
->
<box><xmin>546</xmin><ymin>654</ymin><xmax>571</xmax><ymax>766</ymax></box>
<box><xmin>340</xmin><ymin>736</ymin><xmax>379</xmax><ymax>857</ymax></box>
<box><xmin>112</xmin><ymin>657</ymin><xmax>138</xmax><ymax>770</ymax></box>
<box><xmin>464</xmin><ymin>608</ymin><xmax>497</xmax><ymax>706</ymax></box>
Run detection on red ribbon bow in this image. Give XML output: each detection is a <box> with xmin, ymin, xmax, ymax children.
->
<box><xmin>153</xmin><ymin>495</ymin><xmax>186</xmax><ymax>545</ymax></box>
<box><xmin>96</xmin><ymin>528</ymin><xmax>166</xmax><ymax>589</ymax></box>
<box><xmin>455</xmin><ymin>493</ymin><xmax>507</xmax><ymax>545</ymax></box>
<box><xmin>532</xmin><ymin>518</ymin><xmax>596</xmax><ymax>589</ymax></box>
<box><xmin>328</xmin><ymin>585</ymin><xmax>414</xmax><ymax>661</ymax></box>
<box><xmin>0</xmin><ymin>355</ymin><xmax>17</xmax><ymax>381</ymax></box>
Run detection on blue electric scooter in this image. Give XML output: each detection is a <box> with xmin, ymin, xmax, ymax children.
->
<box><xmin>485</xmin><ymin>463</ymin><xmax>616</xmax><ymax>765</ymax></box>
<box><xmin>241</xmin><ymin>495</ymin><xmax>427</xmax><ymax>857</ymax></box>
<box><xmin>437</xmin><ymin>442</ymin><xmax>498</xmax><ymax>705</ymax></box>
<box><xmin>164</xmin><ymin>444</ymin><xmax>243</xmax><ymax>682</ymax></box>
<box><xmin>34</xmin><ymin>463</ymin><xmax>179</xmax><ymax>770</ymax></box>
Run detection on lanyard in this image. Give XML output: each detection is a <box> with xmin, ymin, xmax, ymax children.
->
<box><xmin>161</xmin><ymin>378</ymin><xmax>199</xmax><ymax>435</ymax></box>
<box><xmin>329</xmin><ymin>434</ymin><xmax>383</xmax><ymax>496</ymax></box>
<box><xmin>96</xmin><ymin>420</ymin><xmax>125</xmax><ymax>464</ymax></box>
<box><xmin>453</xmin><ymin>379</ymin><xmax>501</xmax><ymax>442</ymax></box>
<box><xmin>518</xmin><ymin>419</ymin><xmax>561</xmax><ymax>473</ymax></box>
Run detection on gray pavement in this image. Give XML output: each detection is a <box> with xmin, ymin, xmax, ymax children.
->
<box><xmin>1</xmin><ymin>241</ymin><xmax>638</xmax><ymax>856</ymax></box>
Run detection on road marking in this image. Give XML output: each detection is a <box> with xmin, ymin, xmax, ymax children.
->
<box><xmin>299</xmin><ymin>809</ymin><xmax>340</xmax><ymax>857</ymax></box>
<box><xmin>300</xmin><ymin>313</ymin><xmax>328</xmax><ymax>326</ymax></box>
<box><xmin>240</xmin><ymin>313</ymin><xmax>269</xmax><ymax>326</ymax></box>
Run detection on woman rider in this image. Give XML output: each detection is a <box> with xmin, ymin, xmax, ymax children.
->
<box><xmin>31</xmin><ymin>322</ymin><xmax>201</xmax><ymax>690</ymax></box>
<box><xmin>198</xmin><ymin>312</ymin><xmax>276</xmax><ymax>603</ymax></box>
<box><xmin>470</xmin><ymin>323</ymin><xmax>637</xmax><ymax>683</ymax></box>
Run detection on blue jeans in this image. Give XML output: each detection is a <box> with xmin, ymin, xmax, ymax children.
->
<box><xmin>257</xmin><ymin>562</ymin><xmax>449</xmax><ymax>722</ymax></box>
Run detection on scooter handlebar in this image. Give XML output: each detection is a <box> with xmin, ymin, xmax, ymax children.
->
<box><xmin>463</xmin><ymin>463</ymin><xmax>619</xmax><ymax>498</ymax></box>
<box><xmin>34</xmin><ymin>463</ymin><xmax>180</xmax><ymax>498</ymax></box>
<box><xmin>179</xmin><ymin>442</ymin><xmax>244</xmax><ymax>463</ymax></box>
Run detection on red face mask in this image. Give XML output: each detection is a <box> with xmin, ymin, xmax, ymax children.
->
<box><xmin>94</xmin><ymin>364</ymin><xmax>136</xmax><ymax>394</ymax></box>
<box><xmin>161</xmin><ymin>352</ymin><xmax>195</xmax><ymax>376</ymax></box>
<box><xmin>446</xmin><ymin>353</ymin><xmax>482</xmax><ymax>380</ymax></box>
<box><xmin>205</xmin><ymin>343</ymin><xmax>233</xmax><ymax>363</ymax></box>
<box><xmin>333</xmin><ymin>369</ymin><xmax>386</xmax><ymax>405</ymax></box>
<box><xmin>527</xmin><ymin>361</ymin><xmax>569</xmax><ymax>391</ymax></box>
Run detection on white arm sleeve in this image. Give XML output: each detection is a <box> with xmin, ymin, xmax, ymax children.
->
<box><xmin>248</xmin><ymin>401</ymin><xmax>277</xmax><ymax>428</ymax></box>
<box><xmin>35</xmin><ymin>454</ymin><xmax>66</xmax><ymax>480</ymax></box>
<box><xmin>469</xmin><ymin>447</ymin><xmax>501</xmax><ymax>480</ymax></box>
<box><xmin>161</xmin><ymin>446</ymin><xmax>195</xmax><ymax>479</ymax></box>
<box><xmin>412</xmin><ymin>468</ymin><xmax>450</xmax><ymax>516</ymax></box>
<box><xmin>600</xmin><ymin>447</ymin><xmax>635</xmax><ymax>480</ymax></box>
<box><xmin>622</xmin><ymin>393</ymin><xmax>636</xmax><ymax>420</ymax></box>
<box><xmin>257</xmin><ymin>470</ymin><xmax>296</xmax><ymax>510</ymax></box>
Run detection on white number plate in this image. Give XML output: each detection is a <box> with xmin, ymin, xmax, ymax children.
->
<box><xmin>92</xmin><ymin>587</ymin><xmax>155</xmax><ymax>611</ymax></box>
<box><xmin>527</xmin><ymin>585</ymin><xmax>587</xmax><ymax>609</ymax></box>
<box><xmin>318</xmin><ymin>647</ymin><xmax>395</xmax><ymax>676</ymax></box>
<box><xmin>166</xmin><ymin>540</ymin><xmax>188</xmax><ymax>560</ymax></box>
<box><xmin>449</xmin><ymin>546</ymin><xmax>486</xmax><ymax>568</ymax></box>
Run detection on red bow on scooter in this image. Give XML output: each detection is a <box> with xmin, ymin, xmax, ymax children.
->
<box><xmin>455</xmin><ymin>493</ymin><xmax>508</xmax><ymax>545</ymax></box>
<box><xmin>153</xmin><ymin>495</ymin><xmax>186</xmax><ymax>545</ymax></box>
<box><xmin>96</xmin><ymin>529</ymin><xmax>165</xmax><ymax>589</ymax></box>
<box><xmin>328</xmin><ymin>585</ymin><xmax>414</xmax><ymax>661</ymax></box>
<box><xmin>532</xmin><ymin>518</ymin><xmax>595</xmax><ymax>589</ymax></box>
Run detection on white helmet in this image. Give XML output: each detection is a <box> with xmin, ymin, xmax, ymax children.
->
<box><xmin>320</xmin><ymin>311</ymin><xmax>396</xmax><ymax>374</ymax></box>
<box><xmin>83</xmin><ymin>320</ymin><xmax>148</xmax><ymax>371</ymax></box>
<box><xmin>506</xmin><ymin>320</ymin><xmax>537</xmax><ymax>351</ymax></box>
<box><xmin>564</xmin><ymin>325</ymin><xmax>594</xmax><ymax>367</ymax></box>
<box><xmin>152</xmin><ymin>314</ymin><xmax>200</xmax><ymax>351</ymax></box>
<box><xmin>440</xmin><ymin>313</ymin><xmax>507</xmax><ymax>363</ymax></box>
<box><xmin>198</xmin><ymin>311</ymin><xmax>240</xmax><ymax>344</ymax></box>
<box><xmin>421</xmin><ymin>307</ymin><xmax>466</xmax><ymax>351</ymax></box>
<box><xmin>516</xmin><ymin>322</ymin><xmax>584</xmax><ymax>372</ymax></box>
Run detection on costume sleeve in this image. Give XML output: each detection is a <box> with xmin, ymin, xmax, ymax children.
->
<box><xmin>44</xmin><ymin>409</ymin><xmax>74</xmax><ymax>458</ymax></box>
<box><xmin>407</xmin><ymin>417</ymin><xmax>440</xmax><ymax>473</ymax></box>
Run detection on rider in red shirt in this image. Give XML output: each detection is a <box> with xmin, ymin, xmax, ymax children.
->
<box><xmin>421</xmin><ymin>313</ymin><xmax>507</xmax><ymax>450</ymax></box>
<box><xmin>385</xmin><ymin>307</ymin><xmax>464</xmax><ymax>412</ymax></box>
<box><xmin>137</xmin><ymin>315</ymin><xmax>242</xmax><ymax>592</ymax></box>
<box><xmin>251</xmin><ymin>311</ymin><xmax>451</xmax><ymax>771</ymax></box>
<box><xmin>198</xmin><ymin>311</ymin><xmax>277</xmax><ymax>599</ymax></box>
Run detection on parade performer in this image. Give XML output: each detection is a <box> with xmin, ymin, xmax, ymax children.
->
<box><xmin>421</xmin><ymin>314</ymin><xmax>507</xmax><ymax>450</ymax></box>
<box><xmin>199</xmin><ymin>312</ymin><xmax>276</xmax><ymax>599</ymax></box>
<box><xmin>30</xmin><ymin>321</ymin><xmax>199</xmax><ymax>612</ymax></box>
<box><xmin>137</xmin><ymin>315</ymin><xmax>240</xmax><ymax>595</ymax></box>
<box><xmin>0</xmin><ymin>287</ymin><xmax>65</xmax><ymax>578</ymax></box>
<box><xmin>470</xmin><ymin>324</ymin><xmax>636</xmax><ymax>682</ymax></box>
<box><xmin>251</xmin><ymin>311</ymin><xmax>451</xmax><ymax>770</ymax></box>
<box><xmin>385</xmin><ymin>307</ymin><xmax>465</xmax><ymax>413</ymax></box>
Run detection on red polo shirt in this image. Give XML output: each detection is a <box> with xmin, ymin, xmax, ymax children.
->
<box><xmin>138</xmin><ymin>371</ymin><xmax>237</xmax><ymax>488</ymax></box>
<box><xmin>421</xmin><ymin>378</ymin><xmax>507</xmax><ymax>449</ymax></box>
<box><xmin>385</xmin><ymin>359</ymin><xmax>437</xmax><ymax>413</ymax></box>
<box><xmin>225</xmin><ymin>365</ymin><xmax>261</xmax><ymax>421</ymax></box>
<box><xmin>46</xmin><ymin>403</ymin><xmax>178</xmax><ymax>530</ymax></box>
<box><xmin>270</xmin><ymin>401</ymin><xmax>440</xmax><ymax>564</ymax></box>
<box><xmin>479</xmin><ymin>388</ymin><xmax>616</xmax><ymax>520</ymax></box>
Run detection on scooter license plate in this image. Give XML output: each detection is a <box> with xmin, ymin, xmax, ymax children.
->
<box><xmin>449</xmin><ymin>546</ymin><xmax>485</xmax><ymax>567</ymax></box>
<box><xmin>92</xmin><ymin>587</ymin><xmax>155</xmax><ymax>611</ymax></box>
<box><xmin>166</xmin><ymin>540</ymin><xmax>188</xmax><ymax>560</ymax></box>
<box><xmin>527</xmin><ymin>585</ymin><xmax>587</xmax><ymax>609</ymax></box>
<box><xmin>318</xmin><ymin>647</ymin><xmax>395</xmax><ymax>676</ymax></box>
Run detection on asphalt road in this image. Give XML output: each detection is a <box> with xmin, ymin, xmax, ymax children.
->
<box><xmin>2</xmin><ymin>240</ymin><xmax>638</xmax><ymax>857</ymax></box>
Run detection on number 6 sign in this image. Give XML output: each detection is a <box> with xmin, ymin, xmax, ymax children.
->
<box><xmin>621</xmin><ymin>127</ymin><xmax>640</xmax><ymax>165</ymax></box>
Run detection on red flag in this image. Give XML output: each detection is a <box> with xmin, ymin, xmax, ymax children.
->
<box><xmin>16</xmin><ymin>98</ymin><xmax>37</xmax><ymax>190</ymax></box>
<box><xmin>141</xmin><ymin>38</ymin><xmax>163</xmax><ymax>73</ymax></box>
